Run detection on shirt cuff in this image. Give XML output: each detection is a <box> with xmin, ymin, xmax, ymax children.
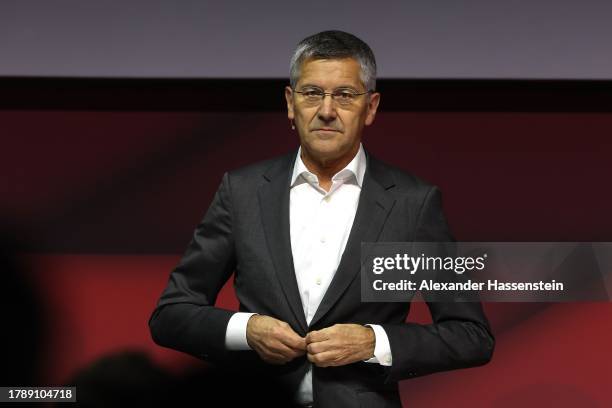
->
<box><xmin>364</xmin><ymin>324</ymin><xmax>392</xmax><ymax>366</ymax></box>
<box><xmin>225</xmin><ymin>312</ymin><xmax>257</xmax><ymax>350</ymax></box>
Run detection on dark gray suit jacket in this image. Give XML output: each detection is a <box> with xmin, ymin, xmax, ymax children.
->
<box><xmin>149</xmin><ymin>149</ymin><xmax>495</xmax><ymax>407</ymax></box>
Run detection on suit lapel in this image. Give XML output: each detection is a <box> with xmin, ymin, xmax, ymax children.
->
<box><xmin>258</xmin><ymin>152</ymin><xmax>309</xmax><ymax>333</ymax></box>
<box><xmin>309</xmin><ymin>156</ymin><xmax>396</xmax><ymax>329</ymax></box>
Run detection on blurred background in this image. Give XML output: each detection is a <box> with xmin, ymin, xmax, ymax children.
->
<box><xmin>2</xmin><ymin>1</ymin><xmax>612</xmax><ymax>406</ymax></box>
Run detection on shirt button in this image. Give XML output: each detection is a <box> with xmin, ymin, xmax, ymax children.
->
<box><xmin>324</xmin><ymin>195</ymin><xmax>331</xmax><ymax>202</ymax></box>
<box><xmin>315</xmin><ymin>277</ymin><xmax>322</xmax><ymax>285</ymax></box>
<box><xmin>385</xmin><ymin>356</ymin><xmax>392</xmax><ymax>364</ymax></box>
<box><xmin>320</xmin><ymin>236</ymin><xmax>326</xmax><ymax>243</ymax></box>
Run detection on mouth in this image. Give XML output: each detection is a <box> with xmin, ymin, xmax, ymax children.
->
<box><xmin>313</xmin><ymin>128</ymin><xmax>340</xmax><ymax>133</ymax></box>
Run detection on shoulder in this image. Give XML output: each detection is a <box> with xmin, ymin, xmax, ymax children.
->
<box><xmin>224</xmin><ymin>150</ymin><xmax>297</xmax><ymax>186</ymax></box>
<box><xmin>367</xmin><ymin>153</ymin><xmax>438</xmax><ymax>196</ymax></box>
<box><xmin>367</xmin><ymin>154</ymin><xmax>452</xmax><ymax>238</ymax></box>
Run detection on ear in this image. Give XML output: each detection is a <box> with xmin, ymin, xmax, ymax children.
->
<box><xmin>364</xmin><ymin>92</ymin><xmax>381</xmax><ymax>126</ymax></box>
<box><xmin>285</xmin><ymin>86</ymin><xmax>295</xmax><ymax>120</ymax></box>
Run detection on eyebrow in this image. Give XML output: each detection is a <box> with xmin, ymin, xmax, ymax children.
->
<box><xmin>299</xmin><ymin>83</ymin><xmax>360</xmax><ymax>90</ymax></box>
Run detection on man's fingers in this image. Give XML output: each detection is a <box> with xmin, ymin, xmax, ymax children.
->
<box><xmin>307</xmin><ymin>351</ymin><xmax>337</xmax><ymax>367</ymax></box>
<box><xmin>305</xmin><ymin>330</ymin><xmax>317</xmax><ymax>344</ymax></box>
<box><xmin>305</xmin><ymin>329</ymin><xmax>330</xmax><ymax>344</ymax></box>
<box><xmin>247</xmin><ymin>315</ymin><xmax>308</xmax><ymax>364</ymax></box>
<box><xmin>306</xmin><ymin>339</ymin><xmax>331</xmax><ymax>355</ymax></box>
<box><xmin>268</xmin><ymin>339</ymin><xmax>305</xmax><ymax>359</ymax></box>
<box><xmin>257</xmin><ymin>340</ymin><xmax>298</xmax><ymax>363</ymax></box>
<box><xmin>280</xmin><ymin>330</ymin><xmax>307</xmax><ymax>351</ymax></box>
<box><xmin>270</xmin><ymin>320</ymin><xmax>306</xmax><ymax>351</ymax></box>
<box><xmin>254</xmin><ymin>321</ymin><xmax>369</xmax><ymax>366</ymax></box>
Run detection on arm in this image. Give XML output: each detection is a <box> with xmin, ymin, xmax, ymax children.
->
<box><xmin>149</xmin><ymin>173</ymin><xmax>306</xmax><ymax>365</ymax></box>
<box><xmin>148</xmin><ymin>172</ymin><xmax>237</xmax><ymax>361</ymax></box>
<box><xmin>381</xmin><ymin>186</ymin><xmax>495</xmax><ymax>382</ymax></box>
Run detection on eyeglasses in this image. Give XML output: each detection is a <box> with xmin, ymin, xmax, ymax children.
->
<box><xmin>293</xmin><ymin>86</ymin><xmax>372</xmax><ymax>106</ymax></box>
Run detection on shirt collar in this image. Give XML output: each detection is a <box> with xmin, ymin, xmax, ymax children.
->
<box><xmin>290</xmin><ymin>143</ymin><xmax>366</xmax><ymax>188</ymax></box>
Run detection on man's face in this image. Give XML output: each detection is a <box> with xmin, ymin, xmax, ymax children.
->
<box><xmin>285</xmin><ymin>57</ymin><xmax>380</xmax><ymax>164</ymax></box>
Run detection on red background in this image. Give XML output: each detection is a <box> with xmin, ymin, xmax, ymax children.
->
<box><xmin>3</xmin><ymin>111</ymin><xmax>612</xmax><ymax>405</ymax></box>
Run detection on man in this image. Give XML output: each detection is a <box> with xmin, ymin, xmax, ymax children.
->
<box><xmin>149</xmin><ymin>30</ymin><xmax>494</xmax><ymax>407</ymax></box>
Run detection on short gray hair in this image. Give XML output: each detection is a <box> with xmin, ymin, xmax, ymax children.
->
<box><xmin>289</xmin><ymin>30</ymin><xmax>377</xmax><ymax>92</ymax></box>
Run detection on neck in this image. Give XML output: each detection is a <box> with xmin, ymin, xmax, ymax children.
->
<box><xmin>300</xmin><ymin>144</ymin><xmax>360</xmax><ymax>191</ymax></box>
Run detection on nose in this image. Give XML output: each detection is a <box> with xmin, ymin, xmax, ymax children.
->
<box><xmin>317</xmin><ymin>94</ymin><xmax>337</xmax><ymax>122</ymax></box>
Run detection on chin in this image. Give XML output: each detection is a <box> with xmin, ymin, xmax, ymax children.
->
<box><xmin>307</xmin><ymin>141</ymin><xmax>344</xmax><ymax>158</ymax></box>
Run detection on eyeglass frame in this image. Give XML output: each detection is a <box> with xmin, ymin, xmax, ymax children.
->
<box><xmin>292</xmin><ymin>86</ymin><xmax>374</xmax><ymax>106</ymax></box>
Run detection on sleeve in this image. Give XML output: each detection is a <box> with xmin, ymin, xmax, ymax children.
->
<box><xmin>381</xmin><ymin>186</ymin><xmax>495</xmax><ymax>383</ymax></box>
<box><xmin>364</xmin><ymin>324</ymin><xmax>392</xmax><ymax>366</ymax></box>
<box><xmin>225</xmin><ymin>312</ymin><xmax>257</xmax><ymax>350</ymax></box>
<box><xmin>148</xmin><ymin>172</ymin><xmax>239</xmax><ymax>362</ymax></box>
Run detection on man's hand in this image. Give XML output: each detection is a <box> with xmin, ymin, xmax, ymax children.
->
<box><xmin>246</xmin><ymin>315</ymin><xmax>306</xmax><ymax>365</ymax></box>
<box><xmin>305</xmin><ymin>324</ymin><xmax>375</xmax><ymax>367</ymax></box>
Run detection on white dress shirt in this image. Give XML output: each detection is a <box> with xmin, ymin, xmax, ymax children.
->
<box><xmin>225</xmin><ymin>143</ymin><xmax>392</xmax><ymax>404</ymax></box>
